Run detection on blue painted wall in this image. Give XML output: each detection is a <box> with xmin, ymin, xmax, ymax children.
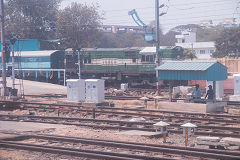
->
<box><xmin>0</xmin><ymin>39</ymin><xmax>40</xmax><ymax>51</ymax></box>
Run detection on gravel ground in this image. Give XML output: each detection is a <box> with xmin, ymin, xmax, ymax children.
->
<box><xmin>0</xmin><ymin>125</ymin><xmax>201</xmax><ymax>160</ymax></box>
<box><xmin>0</xmin><ymin>96</ymin><xmax>239</xmax><ymax>159</ymax></box>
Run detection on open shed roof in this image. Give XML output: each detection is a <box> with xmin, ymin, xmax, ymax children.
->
<box><xmin>156</xmin><ymin>61</ymin><xmax>227</xmax><ymax>81</ymax></box>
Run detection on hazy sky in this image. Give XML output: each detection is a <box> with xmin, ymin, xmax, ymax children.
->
<box><xmin>61</xmin><ymin>0</ymin><xmax>238</xmax><ymax>33</ymax></box>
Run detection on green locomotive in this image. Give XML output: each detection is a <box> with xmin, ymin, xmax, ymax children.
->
<box><xmin>65</xmin><ymin>46</ymin><xmax>184</xmax><ymax>87</ymax></box>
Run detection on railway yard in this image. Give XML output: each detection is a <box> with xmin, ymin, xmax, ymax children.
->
<box><xmin>0</xmin><ymin>80</ymin><xmax>239</xmax><ymax>160</ymax></box>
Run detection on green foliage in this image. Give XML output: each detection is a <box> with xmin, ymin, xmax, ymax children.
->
<box><xmin>5</xmin><ymin>0</ymin><xmax>61</xmax><ymax>39</ymax></box>
<box><xmin>213</xmin><ymin>27</ymin><xmax>240</xmax><ymax>57</ymax></box>
<box><xmin>183</xmin><ymin>48</ymin><xmax>196</xmax><ymax>59</ymax></box>
<box><xmin>196</xmin><ymin>26</ymin><xmax>224</xmax><ymax>42</ymax></box>
<box><xmin>55</xmin><ymin>2</ymin><xmax>102</xmax><ymax>48</ymax></box>
<box><xmin>98</xmin><ymin>32</ymin><xmax>149</xmax><ymax>48</ymax></box>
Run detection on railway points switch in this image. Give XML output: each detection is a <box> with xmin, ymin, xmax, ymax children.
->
<box><xmin>181</xmin><ymin>122</ymin><xmax>197</xmax><ymax>136</ymax></box>
<box><xmin>153</xmin><ymin>121</ymin><xmax>169</xmax><ymax>134</ymax></box>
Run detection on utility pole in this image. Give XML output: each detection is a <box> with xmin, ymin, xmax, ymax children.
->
<box><xmin>77</xmin><ymin>47</ymin><xmax>81</xmax><ymax>79</ymax></box>
<box><xmin>0</xmin><ymin>0</ymin><xmax>6</xmax><ymax>97</ymax></box>
<box><xmin>155</xmin><ymin>0</ymin><xmax>160</xmax><ymax>66</ymax></box>
<box><xmin>10</xmin><ymin>36</ymin><xmax>17</xmax><ymax>90</ymax></box>
<box><xmin>155</xmin><ymin>0</ymin><xmax>161</xmax><ymax>96</ymax></box>
<box><xmin>191</xmin><ymin>43</ymin><xmax>194</xmax><ymax>60</ymax></box>
<box><xmin>155</xmin><ymin>0</ymin><xmax>167</xmax><ymax>95</ymax></box>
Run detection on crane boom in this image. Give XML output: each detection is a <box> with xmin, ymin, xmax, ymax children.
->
<box><xmin>128</xmin><ymin>9</ymin><xmax>147</xmax><ymax>30</ymax></box>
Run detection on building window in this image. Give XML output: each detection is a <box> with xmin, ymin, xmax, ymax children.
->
<box><xmin>146</xmin><ymin>55</ymin><xmax>150</xmax><ymax>62</ymax></box>
<box><xmin>150</xmin><ymin>55</ymin><xmax>154</xmax><ymax>62</ymax></box>
<box><xmin>141</xmin><ymin>55</ymin><xmax>146</xmax><ymax>62</ymax></box>
<box><xmin>141</xmin><ymin>55</ymin><xmax>154</xmax><ymax>63</ymax></box>
<box><xmin>132</xmin><ymin>58</ymin><xmax>136</xmax><ymax>63</ymax></box>
<box><xmin>200</xmin><ymin>50</ymin><xmax>205</xmax><ymax>54</ymax></box>
<box><xmin>210</xmin><ymin>50</ymin><xmax>214</xmax><ymax>53</ymax></box>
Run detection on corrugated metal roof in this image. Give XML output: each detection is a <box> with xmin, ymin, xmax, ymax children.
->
<box><xmin>156</xmin><ymin>60</ymin><xmax>227</xmax><ymax>81</ymax></box>
<box><xmin>66</xmin><ymin>47</ymin><xmax>142</xmax><ymax>52</ymax></box>
<box><xmin>156</xmin><ymin>61</ymin><xmax>217</xmax><ymax>71</ymax></box>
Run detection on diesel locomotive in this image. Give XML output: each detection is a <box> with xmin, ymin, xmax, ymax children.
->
<box><xmin>65</xmin><ymin>46</ymin><xmax>184</xmax><ymax>87</ymax></box>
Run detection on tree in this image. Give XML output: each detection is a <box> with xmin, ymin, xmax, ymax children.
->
<box><xmin>5</xmin><ymin>0</ymin><xmax>61</xmax><ymax>39</ymax></box>
<box><xmin>196</xmin><ymin>26</ymin><xmax>224</xmax><ymax>42</ymax></box>
<box><xmin>98</xmin><ymin>32</ymin><xmax>150</xmax><ymax>48</ymax></box>
<box><xmin>214</xmin><ymin>27</ymin><xmax>240</xmax><ymax>57</ymax></box>
<box><xmin>55</xmin><ymin>2</ymin><xmax>102</xmax><ymax>48</ymax></box>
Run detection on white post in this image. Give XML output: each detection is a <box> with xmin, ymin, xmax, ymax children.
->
<box><xmin>64</xmin><ymin>69</ymin><xmax>66</xmax><ymax>86</ymax></box>
<box><xmin>78</xmin><ymin>50</ymin><xmax>81</xmax><ymax>79</ymax></box>
<box><xmin>11</xmin><ymin>44</ymin><xmax>15</xmax><ymax>89</ymax></box>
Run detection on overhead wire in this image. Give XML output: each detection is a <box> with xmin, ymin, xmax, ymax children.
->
<box><xmin>98</xmin><ymin>0</ymin><xmax>231</xmax><ymax>13</ymax></box>
<box><xmin>5</xmin><ymin>0</ymin><xmax>237</xmax><ymax>34</ymax></box>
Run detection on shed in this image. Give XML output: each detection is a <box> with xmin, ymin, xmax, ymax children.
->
<box><xmin>156</xmin><ymin>61</ymin><xmax>227</xmax><ymax>81</ymax></box>
<box><xmin>155</xmin><ymin>61</ymin><xmax>227</xmax><ymax>101</ymax></box>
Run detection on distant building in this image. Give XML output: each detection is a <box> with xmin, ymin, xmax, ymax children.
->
<box><xmin>197</xmin><ymin>20</ymin><xmax>213</xmax><ymax>28</ymax></box>
<box><xmin>175</xmin><ymin>31</ymin><xmax>215</xmax><ymax>59</ymax></box>
<box><xmin>99</xmin><ymin>25</ymin><xmax>144</xmax><ymax>34</ymax></box>
<box><xmin>197</xmin><ymin>18</ymin><xmax>239</xmax><ymax>28</ymax></box>
<box><xmin>218</xmin><ymin>18</ymin><xmax>238</xmax><ymax>28</ymax></box>
<box><xmin>0</xmin><ymin>39</ymin><xmax>40</xmax><ymax>51</ymax></box>
<box><xmin>175</xmin><ymin>31</ymin><xmax>196</xmax><ymax>43</ymax></box>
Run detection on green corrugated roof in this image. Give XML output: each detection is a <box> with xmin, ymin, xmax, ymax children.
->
<box><xmin>156</xmin><ymin>61</ymin><xmax>217</xmax><ymax>71</ymax></box>
<box><xmin>156</xmin><ymin>61</ymin><xmax>227</xmax><ymax>81</ymax></box>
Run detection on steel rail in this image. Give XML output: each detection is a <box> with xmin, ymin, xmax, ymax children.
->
<box><xmin>0</xmin><ymin>114</ymin><xmax>239</xmax><ymax>131</ymax></box>
<box><xmin>0</xmin><ymin>114</ymin><xmax>239</xmax><ymax>138</ymax></box>
<box><xmin>19</xmin><ymin>101</ymin><xmax>240</xmax><ymax>119</ymax></box>
<box><xmin>74</xmin><ymin>109</ymin><xmax>239</xmax><ymax>124</ymax></box>
<box><xmin>0</xmin><ymin>141</ymin><xmax>156</xmax><ymax>160</ymax></box>
<box><xmin>1</xmin><ymin>100</ymin><xmax>239</xmax><ymax>119</ymax></box>
<box><xmin>19</xmin><ymin>104</ymin><xmax>240</xmax><ymax>120</ymax></box>
<box><xmin>1</xmin><ymin>133</ymin><xmax>240</xmax><ymax>160</ymax></box>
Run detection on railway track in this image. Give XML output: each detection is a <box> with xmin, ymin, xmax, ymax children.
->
<box><xmin>1</xmin><ymin>100</ymin><xmax>239</xmax><ymax>127</ymax></box>
<box><xmin>1</xmin><ymin>132</ymin><xmax>239</xmax><ymax>159</ymax></box>
<box><xmin>12</xmin><ymin>100</ymin><xmax>239</xmax><ymax>118</ymax></box>
<box><xmin>23</xmin><ymin>93</ymin><xmax>240</xmax><ymax>105</ymax></box>
<box><xmin>20</xmin><ymin>104</ymin><xmax>240</xmax><ymax>124</ymax></box>
<box><xmin>0</xmin><ymin>114</ymin><xmax>239</xmax><ymax>138</ymax></box>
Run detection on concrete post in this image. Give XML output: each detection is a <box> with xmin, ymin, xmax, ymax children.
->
<box><xmin>35</xmin><ymin>71</ymin><xmax>38</xmax><ymax>80</ymax></box>
<box><xmin>46</xmin><ymin>71</ymin><xmax>49</xmax><ymax>83</ymax></box>
<box><xmin>185</xmin><ymin>128</ymin><xmax>188</xmax><ymax>146</ymax></box>
<box><xmin>58</xmin><ymin>71</ymin><xmax>60</xmax><ymax>85</ymax></box>
<box><xmin>213</xmin><ymin>81</ymin><xmax>216</xmax><ymax>102</ymax></box>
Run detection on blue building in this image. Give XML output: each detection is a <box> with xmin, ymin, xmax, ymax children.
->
<box><xmin>0</xmin><ymin>39</ymin><xmax>40</xmax><ymax>51</ymax></box>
